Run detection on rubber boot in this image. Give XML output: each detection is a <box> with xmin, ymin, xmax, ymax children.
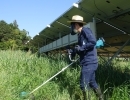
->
<box><xmin>29</xmin><ymin>93</ymin><xmax>35</xmax><ymax>100</ymax></box>
<box><xmin>82</xmin><ymin>91</ymin><xmax>91</xmax><ymax>100</ymax></box>
<box><xmin>82</xmin><ymin>91</ymin><xmax>87</xmax><ymax>100</ymax></box>
<box><xmin>93</xmin><ymin>88</ymin><xmax>104</xmax><ymax>100</ymax></box>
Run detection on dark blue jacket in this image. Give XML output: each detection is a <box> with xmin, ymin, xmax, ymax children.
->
<box><xmin>77</xmin><ymin>27</ymin><xmax>98</xmax><ymax>65</ymax></box>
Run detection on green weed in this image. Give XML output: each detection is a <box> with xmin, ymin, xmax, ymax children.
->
<box><xmin>0</xmin><ymin>50</ymin><xmax>129</xmax><ymax>100</ymax></box>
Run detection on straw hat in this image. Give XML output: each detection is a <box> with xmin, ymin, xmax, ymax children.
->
<box><xmin>67</xmin><ymin>15</ymin><xmax>86</xmax><ymax>24</ymax></box>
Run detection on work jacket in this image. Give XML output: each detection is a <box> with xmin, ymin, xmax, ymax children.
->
<box><xmin>77</xmin><ymin>27</ymin><xmax>98</xmax><ymax>65</ymax></box>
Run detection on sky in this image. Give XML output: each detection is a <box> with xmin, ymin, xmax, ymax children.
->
<box><xmin>0</xmin><ymin>0</ymin><xmax>78</xmax><ymax>38</ymax></box>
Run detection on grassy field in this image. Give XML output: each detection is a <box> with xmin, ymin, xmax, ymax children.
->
<box><xmin>0</xmin><ymin>50</ymin><xmax>130</xmax><ymax>100</ymax></box>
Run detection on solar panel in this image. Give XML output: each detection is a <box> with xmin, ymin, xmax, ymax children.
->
<box><xmin>31</xmin><ymin>0</ymin><xmax>130</xmax><ymax>56</ymax></box>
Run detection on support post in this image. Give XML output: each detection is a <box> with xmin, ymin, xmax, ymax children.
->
<box><xmin>106</xmin><ymin>39</ymin><xmax>130</xmax><ymax>65</ymax></box>
<box><xmin>93</xmin><ymin>17</ymin><xmax>97</xmax><ymax>40</ymax></box>
<box><xmin>108</xmin><ymin>53</ymin><xmax>109</xmax><ymax>60</ymax></box>
<box><xmin>45</xmin><ymin>39</ymin><xmax>47</xmax><ymax>45</ymax></box>
<box><xmin>92</xmin><ymin>17</ymin><xmax>98</xmax><ymax>55</ymax></box>
<box><xmin>98</xmin><ymin>55</ymin><xmax>107</xmax><ymax>64</ymax></box>
<box><xmin>59</xmin><ymin>33</ymin><xmax>62</xmax><ymax>60</ymax></box>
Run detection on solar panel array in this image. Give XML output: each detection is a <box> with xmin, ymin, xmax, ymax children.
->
<box><xmin>30</xmin><ymin>0</ymin><xmax>130</xmax><ymax>56</ymax></box>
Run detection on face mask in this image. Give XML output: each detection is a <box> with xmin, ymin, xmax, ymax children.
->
<box><xmin>73</xmin><ymin>29</ymin><xmax>79</xmax><ymax>34</ymax></box>
<box><xmin>70</xmin><ymin>23</ymin><xmax>77</xmax><ymax>35</ymax></box>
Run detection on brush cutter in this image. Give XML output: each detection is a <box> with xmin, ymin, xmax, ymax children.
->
<box><xmin>20</xmin><ymin>52</ymin><xmax>79</xmax><ymax>100</ymax></box>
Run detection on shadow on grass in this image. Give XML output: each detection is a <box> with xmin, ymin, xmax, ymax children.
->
<box><xmin>96</xmin><ymin>63</ymin><xmax>130</xmax><ymax>99</ymax></box>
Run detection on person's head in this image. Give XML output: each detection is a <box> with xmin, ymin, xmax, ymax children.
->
<box><xmin>67</xmin><ymin>15</ymin><xmax>86</xmax><ymax>35</ymax></box>
<box><xmin>71</xmin><ymin>22</ymin><xmax>83</xmax><ymax>33</ymax></box>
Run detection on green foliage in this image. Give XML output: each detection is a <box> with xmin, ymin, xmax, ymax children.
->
<box><xmin>0</xmin><ymin>20</ymin><xmax>32</xmax><ymax>51</ymax></box>
<box><xmin>0</xmin><ymin>50</ymin><xmax>130</xmax><ymax>100</ymax></box>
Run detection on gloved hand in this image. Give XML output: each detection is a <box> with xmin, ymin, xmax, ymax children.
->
<box><xmin>67</xmin><ymin>49</ymin><xmax>73</xmax><ymax>55</ymax></box>
<box><xmin>66</xmin><ymin>45</ymin><xmax>76</xmax><ymax>58</ymax></box>
<box><xmin>75</xmin><ymin>45</ymin><xmax>80</xmax><ymax>52</ymax></box>
<box><xmin>70</xmin><ymin>23</ymin><xmax>76</xmax><ymax>35</ymax></box>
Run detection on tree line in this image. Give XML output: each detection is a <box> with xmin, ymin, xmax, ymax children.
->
<box><xmin>0</xmin><ymin>20</ymin><xmax>36</xmax><ymax>51</ymax></box>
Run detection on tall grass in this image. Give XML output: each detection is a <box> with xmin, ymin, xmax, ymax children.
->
<box><xmin>0</xmin><ymin>50</ymin><xmax>129</xmax><ymax>100</ymax></box>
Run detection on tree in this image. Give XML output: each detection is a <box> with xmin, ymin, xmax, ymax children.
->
<box><xmin>13</xmin><ymin>20</ymin><xmax>18</xmax><ymax>28</ymax></box>
<box><xmin>0</xmin><ymin>20</ymin><xmax>32</xmax><ymax>51</ymax></box>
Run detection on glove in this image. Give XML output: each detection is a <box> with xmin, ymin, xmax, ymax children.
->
<box><xmin>67</xmin><ymin>49</ymin><xmax>73</xmax><ymax>55</ymax></box>
<box><xmin>67</xmin><ymin>48</ymin><xmax>76</xmax><ymax>60</ymax></box>
<box><xmin>70</xmin><ymin>23</ymin><xmax>76</xmax><ymax>35</ymax></box>
<box><xmin>75</xmin><ymin>45</ymin><xmax>80</xmax><ymax>52</ymax></box>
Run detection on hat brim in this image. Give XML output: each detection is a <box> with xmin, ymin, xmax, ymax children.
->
<box><xmin>67</xmin><ymin>20</ymin><xmax>86</xmax><ymax>24</ymax></box>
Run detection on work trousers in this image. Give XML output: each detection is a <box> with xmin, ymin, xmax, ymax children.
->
<box><xmin>80</xmin><ymin>63</ymin><xmax>98</xmax><ymax>91</ymax></box>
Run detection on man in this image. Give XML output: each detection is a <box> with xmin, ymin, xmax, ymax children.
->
<box><xmin>67</xmin><ymin>15</ymin><xmax>104</xmax><ymax>100</ymax></box>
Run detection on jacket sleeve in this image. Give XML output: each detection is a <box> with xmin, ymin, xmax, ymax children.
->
<box><xmin>79</xmin><ymin>28</ymin><xmax>96</xmax><ymax>51</ymax></box>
